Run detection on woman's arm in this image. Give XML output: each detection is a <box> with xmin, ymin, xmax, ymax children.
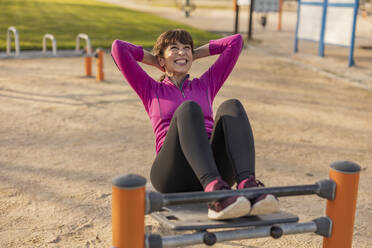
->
<box><xmin>111</xmin><ymin>40</ymin><xmax>155</xmax><ymax>108</ymax></box>
<box><xmin>199</xmin><ymin>34</ymin><xmax>243</xmax><ymax>98</ymax></box>
<box><xmin>193</xmin><ymin>43</ymin><xmax>210</xmax><ymax>61</ymax></box>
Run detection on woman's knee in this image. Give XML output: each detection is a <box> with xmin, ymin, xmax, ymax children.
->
<box><xmin>218</xmin><ymin>99</ymin><xmax>246</xmax><ymax>116</ymax></box>
<box><xmin>175</xmin><ymin>100</ymin><xmax>203</xmax><ymax>118</ymax></box>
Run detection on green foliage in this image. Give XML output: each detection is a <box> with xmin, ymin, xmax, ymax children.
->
<box><xmin>0</xmin><ymin>0</ymin><xmax>220</xmax><ymax>51</ymax></box>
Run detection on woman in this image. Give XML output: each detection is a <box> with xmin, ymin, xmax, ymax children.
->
<box><xmin>111</xmin><ymin>29</ymin><xmax>279</xmax><ymax>220</ymax></box>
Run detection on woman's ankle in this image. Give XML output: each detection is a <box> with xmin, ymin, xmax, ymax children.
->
<box><xmin>204</xmin><ymin>177</ymin><xmax>232</xmax><ymax>192</ymax></box>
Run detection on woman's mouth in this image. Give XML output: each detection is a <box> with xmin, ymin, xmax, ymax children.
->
<box><xmin>174</xmin><ymin>59</ymin><xmax>188</xmax><ymax>65</ymax></box>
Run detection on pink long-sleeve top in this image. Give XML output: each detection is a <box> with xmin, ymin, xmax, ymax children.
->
<box><xmin>111</xmin><ymin>34</ymin><xmax>243</xmax><ymax>153</ymax></box>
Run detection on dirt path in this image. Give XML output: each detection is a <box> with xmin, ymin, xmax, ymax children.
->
<box><xmin>0</xmin><ymin>42</ymin><xmax>371</xmax><ymax>247</ymax></box>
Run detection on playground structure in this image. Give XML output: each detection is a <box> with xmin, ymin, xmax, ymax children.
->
<box><xmin>2</xmin><ymin>27</ymin><xmax>104</xmax><ymax>81</ymax></box>
<box><xmin>181</xmin><ymin>0</ymin><xmax>196</xmax><ymax>17</ymax></box>
<box><xmin>233</xmin><ymin>0</ymin><xmax>284</xmax><ymax>39</ymax></box>
<box><xmin>6</xmin><ymin>27</ymin><xmax>20</xmax><ymax>56</ymax></box>
<box><xmin>42</xmin><ymin>34</ymin><xmax>57</xmax><ymax>56</ymax></box>
<box><xmin>294</xmin><ymin>0</ymin><xmax>360</xmax><ymax>66</ymax></box>
<box><xmin>112</xmin><ymin>160</ymin><xmax>361</xmax><ymax>247</ymax></box>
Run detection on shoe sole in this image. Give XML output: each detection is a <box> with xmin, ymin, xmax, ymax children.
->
<box><xmin>249</xmin><ymin>194</ymin><xmax>280</xmax><ymax>216</ymax></box>
<box><xmin>208</xmin><ymin>196</ymin><xmax>251</xmax><ymax>220</ymax></box>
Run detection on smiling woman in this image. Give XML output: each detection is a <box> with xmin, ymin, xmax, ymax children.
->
<box><xmin>111</xmin><ymin>29</ymin><xmax>280</xmax><ymax>220</ymax></box>
<box><xmin>151</xmin><ymin>30</ymin><xmax>194</xmax><ymax>84</ymax></box>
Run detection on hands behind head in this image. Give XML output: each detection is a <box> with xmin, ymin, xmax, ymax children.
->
<box><xmin>155</xmin><ymin>61</ymin><xmax>165</xmax><ymax>72</ymax></box>
<box><xmin>141</xmin><ymin>49</ymin><xmax>165</xmax><ymax>72</ymax></box>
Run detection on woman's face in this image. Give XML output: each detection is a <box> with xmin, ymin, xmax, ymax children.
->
<box><xmin>158</xmin><ymin>41</ymin><xmax>193</xmax><ymax>76</ymax></box>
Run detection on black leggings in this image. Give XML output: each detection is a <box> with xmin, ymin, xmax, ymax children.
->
<box><xmin>150</xmin><ymin>99</ymin><xmax>255</xmax><ymax>193</ymax></box>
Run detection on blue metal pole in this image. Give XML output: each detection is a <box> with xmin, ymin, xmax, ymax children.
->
<box><xmin>348</xmin><ymin>0</ymin><xmax>359</xmax><ymax>67</ymax></box>
<box><xmin>318</xmin><ymin>0</ymin><xmax>328</xmax><ymax>57</ymax></box>
<box><xmin>294</xmin><ymin>0</ymin><xmax>302</xmax><ymax>53</ymax></box>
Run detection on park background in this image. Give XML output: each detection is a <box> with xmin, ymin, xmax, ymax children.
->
<box><xmin>0</xmin><ymin>0</ymin><xmax>372</xmax><ymax>247</ymax></box>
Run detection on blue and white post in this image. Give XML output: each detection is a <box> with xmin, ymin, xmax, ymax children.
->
<box><xmin>294</xmin><ymin>0</ymin><xmax>359</xmax><ymax>66</ymax></box>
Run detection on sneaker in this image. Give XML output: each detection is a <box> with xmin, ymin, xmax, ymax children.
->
<box><xmin>238</xmin><ymin>175</ymin><xmax>280</xmax><ymax>215</ymax></box>
<box><xmin>205</xmin><ymin>178</ymin><xmax>251</xmax><ymax>220</ymax></box>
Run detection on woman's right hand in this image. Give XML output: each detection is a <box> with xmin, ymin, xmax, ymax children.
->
<box><xmin>142</xmin><ymin>50</ymin><xmax>165</xmax><ymax>72</ymax></box>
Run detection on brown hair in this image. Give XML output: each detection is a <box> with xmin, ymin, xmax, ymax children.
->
<box><xmin>153</xmin><ymin>29</ymin><xmax>194</xmax><ymax>81</ymax></box>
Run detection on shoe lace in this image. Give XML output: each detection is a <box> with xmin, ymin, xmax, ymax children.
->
<box><xmin>215</xmin><ymin>179</ymin><xmax>230</xmax><ymax>191</ymax></box>
<box><xmin>208</xmin><ymin>179</ymin><xmax>231</xmax><ymax>209</ymax></box>
<box><xmin>245</xmin><ymin>175</ymin><xmax>265</xmax><ymax>188</ymax></box>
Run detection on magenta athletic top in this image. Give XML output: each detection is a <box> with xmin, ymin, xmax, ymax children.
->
<box><xmin>111</xmin><ymin>34</ymin><xmax>243</xmax><ymax>153</ymax></box>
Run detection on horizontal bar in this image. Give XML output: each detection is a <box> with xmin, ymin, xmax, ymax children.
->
<box><xmin>328</xmin><ymin>3</ymin><xmax>355</xmax><ymax>7</ymax></box>
<box><xmin>162</xmin><ymin>184</ymin><xmax>320</xmax><ymax>206</ymax></box>
<box><xmin>152</xmin><ymin>219</ymin><xmax>323</xmax><ymax>247</ymax></box>
<box><xmin>300</xmin><ymin>2</ymin><xmax>323</xmax><ymax>6</ymax></box>
<box><xmin>146</xmin><ymin>180</ymin><xmax>335</xmax><ymax>214</ymax></box>
<box><xmin>300</xmin><ymin>2</ymin><xmax>355</xmax><ymax>7</ymax></box>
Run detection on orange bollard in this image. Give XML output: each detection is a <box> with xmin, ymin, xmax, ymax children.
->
<box><xmin>85</xmin><ymin>56</ymin><xmax>92</xmax><ymax>77</ymax></box>
<box><xmin>112</xmin><ymin>174</ymin><xmax>146</xmax><ymax>248</ymax></box>
<box><xmin>323</xmin><ymin>161</ymin><xmax>361</xmax><ymax>248</ymax></box>
<box><xmin>362</xmin><ymin>10</ymin><xmax>367</xmax><ymax>19</ymax></box>
<box><xmin>277</xmin><ymin>0</ymin><xmax>283</xmax><ymax>31</ymax></box>
<box><xmin>96</xmin><ymin>49</ymin><xmax>104</xmax><ymax>81</ymax></box>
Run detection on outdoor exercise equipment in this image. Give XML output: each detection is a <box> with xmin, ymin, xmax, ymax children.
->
<box><xmin>76</xmin><ymin>33</ymin><xmax>93</xmax><ymax>77</ymax></box>
<box><xmin>81</xmin><ymin>47</ymin><xmax>105</xmax><ymax>81</ymax></box>
<box><xmin>42</xmin><ymin>34</ymin><xmax>57</xmax><ymax>56</ymax></box>
<box><xmin>1</xmin><ymin>28</ymin><xmax>104</xmax><ymax>81</ymax></box>
<box><xmin>112</xmin><ymin>160</ymin><xmax>361</xmax><ymax>247</ymax></box>
<box><xmin>1</xmin><ymin>27</ymin><xmax>94</xmax><ymax>59</ymax></box>
<box><xmin>181</xmin><ymin>0</ymin><xmax>196</xmax><ymax>17</ymax></box>
<box><xmin>94</xmin><ymin>49</ymin><xmax>104</xmax><ymax>81</ymax></box>
<box><xmin>6</xmin><ymin>26</ymin><xmax>20</xmax><ymax>56</ymax></box>
<box><xmin>294</xmin><ymin>0</ymin><xmax>360</xmax><ymax>66</ymax></box>
<box><xmin>233</xmin><ymin>0</ymin><xmax>283</xmax><ymax>40</ymax></box>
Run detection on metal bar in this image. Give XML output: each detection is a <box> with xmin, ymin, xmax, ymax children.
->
<box><xmin>76</xmin><ymin>33</ymin><xmax>92</xmax><ymax>55</ymax></box>
<box><xmin>348</xmin><ymin>0</ymin><xmax>359</xmax><ymax>67</ymax></box>
<box><xmin>277</xmin><ymin>222</ymin><xmax>317</xmax><ymax>235</ymax></box>
<box><xmin>294</xmin><ymin>0</ymin><xmax>301</xmax><ymax>53</ymax></box>
<box><xmin>300</xmin><ymin>2</ymin><xmax>323</xmax><ymax>6</ymax></box>
<box><xmin>234</xmin><ymin>5</ymin><xmax>239</xmax><ymax>34</ymax></box>
<box><xmin>248</xmin><ymin>0</ymin><xmax>254</xmax><ymax>40</ymax></box>
<box><xmin>158</xmin><ymin>220</ymin><xmax>319</xmax><ymax>247</ymax></box>
<box><xmin>7</xmin><ymin>27</ymin><xmax>20</xmax><ymax>56</ymax></box>
<box><xmin>277</xmin><ymin>0</ymin><xmax>283</xmax><ymax>31</ymax></box>
<box><xmin>162</xmin><ymin>232</ymin><xmax>205</xmax><ymax>247</ymax></box>
<box><xmin>163</xmin><ymin>184</ymin><xmax>320</xmax><ymax>206</ymax></box>
<box><xmin>42</xmin><ymin>34</ymin><xmax>57</xmax><ymax>56</ymax></box>
<box><xmin>326</xmin><ymin>3</ymin><xmax>354</xmax><ymax>7</ymax></box>
<box><xmin>318</xmin><ymin>0</ymin><xmax>328</xmax><ymax>57</ymax></box>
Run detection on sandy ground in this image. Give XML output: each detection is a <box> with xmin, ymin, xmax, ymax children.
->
<box><xmin>1</xmin><ymin>46</ymin><xmax>372</xmax><ymax>247</ymax></box>
<box><xmin>1</xmin><ymin>1</ymin><xmax>372</xmax><ymax>248</ymax></box>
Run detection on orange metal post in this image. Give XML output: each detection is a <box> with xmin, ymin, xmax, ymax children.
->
<box><xmin>233</xmin><ymin>0</ymin><xmax>237</xmax><ymax>12</ymax></box>
<box><xmin>85</xmin><ymin>56</ymin><xmax>92</xmax><ymax>77</ymax></box>
<box><xmin>96</xmin><ymin>49</ymin><xmax>104</xmax><ymax>81</ymax></box>
<box><xmin>323</xmin><ymin>161</ymin><xmax>361</xmax><ymax>248</ymax></box>
<box><xmin>112</xmin><ymin>174</ymin><xmax>146</xmax><ymax>248</ymax></box>
<box><xmin>362</xmin><ymin>10</ymin><xmax>367</xmax><ymax>19</ymax></box>
<box><xmin>277</xmin><ymin>0</ymin><xmax>283</xmax><ymax>31</ymax></box>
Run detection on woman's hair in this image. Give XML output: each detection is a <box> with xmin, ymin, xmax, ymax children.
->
<box><xmin>153</xmin><ymin>29</ymin><xmax>194</xmax><ymax>81</ymax></box>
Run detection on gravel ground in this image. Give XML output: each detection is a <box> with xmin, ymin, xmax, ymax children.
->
<box><xmin>0</xmin><ymin>45</ymin><xmax>371</xmax><ymax>247</ymax></box>
<box><xmin>0</xmin><ymin>1</ymin><xmax>371</xmax><ymax>247</ymax></box>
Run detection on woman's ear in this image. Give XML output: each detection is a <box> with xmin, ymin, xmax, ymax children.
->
<box><xmin>158</xmin><ymin>57</ymin><xmax>165</xmax><ymax>67</ymax></box>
